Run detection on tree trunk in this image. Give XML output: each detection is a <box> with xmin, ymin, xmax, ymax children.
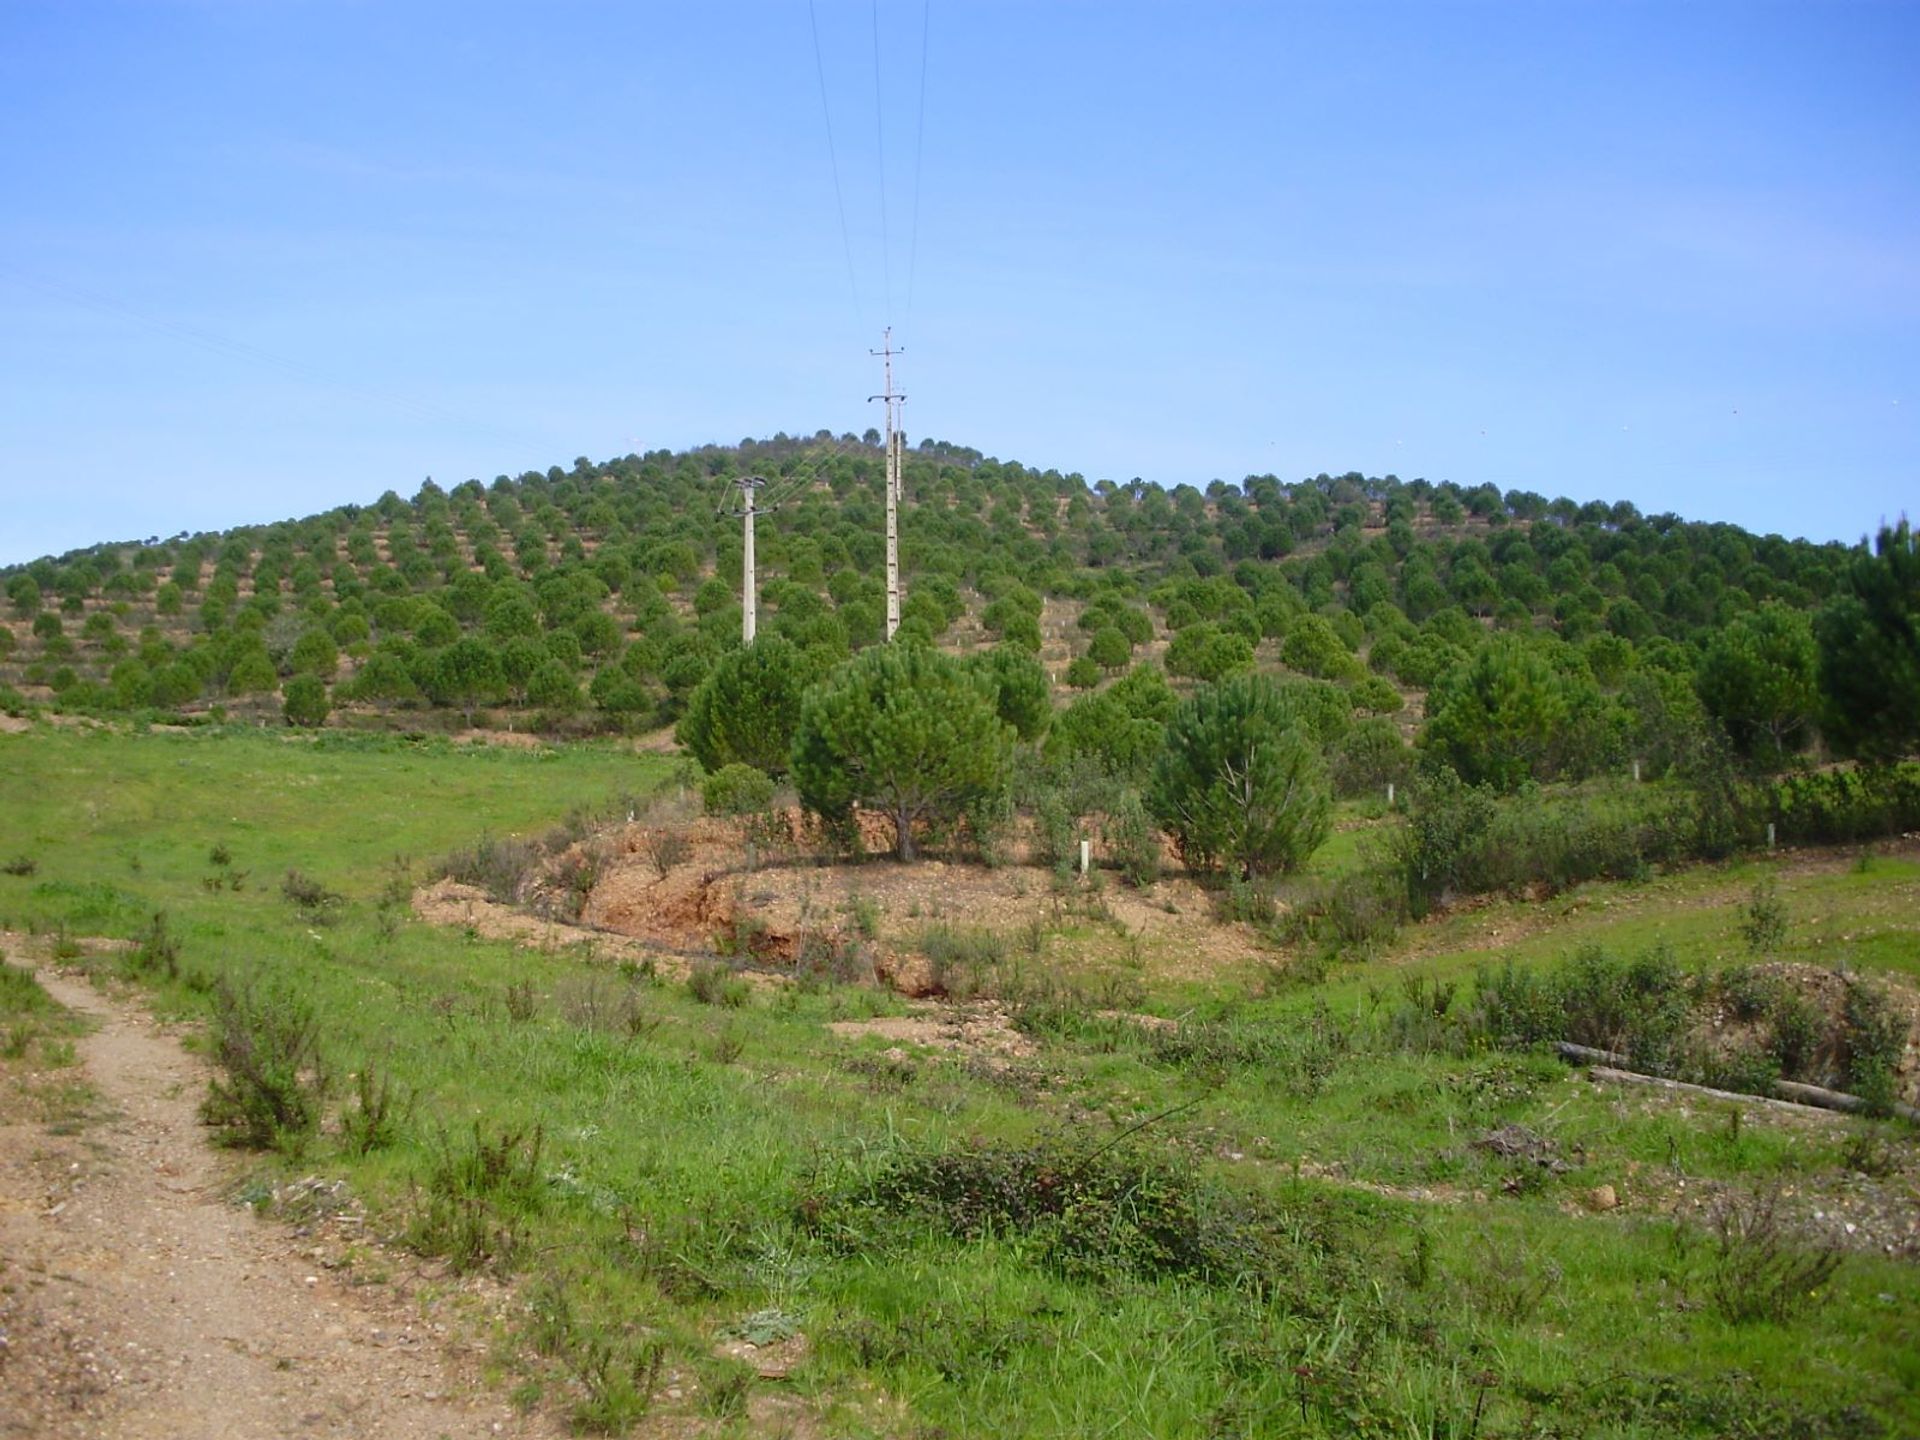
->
<box><xmin>894</xmin><ymin>805</ymin><xmax>915</xmax><ymax>861</ymax></box>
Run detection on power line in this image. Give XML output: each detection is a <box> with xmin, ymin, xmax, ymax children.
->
<box><xmin>807</xmin><ymin>0</ymin><xmax>864</xmax><ymax>326</ymax></box>
<box><xmin>870</xmin><ymin>0</ymin><xmax>893</xmax><ymax>323</ymax></box>
<box><xmin>906</xmin><ymin>0</ymin><xmax>931</xmax><ymax>323</ymax></box>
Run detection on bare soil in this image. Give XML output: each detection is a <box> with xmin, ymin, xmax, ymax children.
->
<box><xmin>0</xmin><ymin>960</ymin><xmax>550</xmax><ymax>1440</ymax></box>
<box><xmin>573</xmin><ymin>810</ymin><xmax>1267</xmax><ymax>993</ymax></box>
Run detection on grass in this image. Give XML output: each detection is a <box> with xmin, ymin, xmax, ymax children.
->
<box><xmin>2</xmin><ymin>721</ymin><xmax>1916</xmax><ymax>1437</ymax></box>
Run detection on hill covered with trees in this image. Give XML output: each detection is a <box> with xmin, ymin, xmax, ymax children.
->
<box><xmin>0</xmin><ymin>436</ymin><xmax>1910</xmax><ymax>798</ymax></box>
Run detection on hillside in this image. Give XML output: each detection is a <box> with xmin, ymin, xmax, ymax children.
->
<box><xmin>0</xmin><ymin>437</ymin><xmax>1868</xmax><ymax>762</ymax></box>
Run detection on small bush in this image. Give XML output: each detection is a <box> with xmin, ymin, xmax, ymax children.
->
<box><xmin>281</xmin><ymin>868</ymin><xmax>342</xmax><ymax>913</ymax></box>
<box><xmin>1705</xmin><ymin>1187</ymin><xmax>1843</xmax><ymax>1324</ymax></box>
<box><xmin>701</xmin><ymin>763</ymin><xmax>775</xmax><ymax>817</ymax></box>
<box><xmin>404</xmin><ymin>1122</ymin><xmax>545</xmax><ymax>1275</ymax></box>
<box><xmin>917</xmin><ymin>924</ymin><xmax>1008</xmax><ymax>999</ymax></box>
<box><xmin>1</xmin><ymin>856</ymin><xmax>36</xmax><ymax>878</ymax></box>
<box><xmin>1103</xmin><ymin>789</ymin><xmax>1162</xmax><ymax>888</ymax></box>
<box><xmin>642</xmin><ymin>828</ymin><xmax>692</xmax><ymax>879</ymax></box>
<box><xmin>687</xmin><ymin>959</ymin><xmax>750</xmax><ymax>1008</ymax></box>
<box><xmin>1841</xmin><ymin>979</ymin><xmax>1907</xmax><ymax>1113</ymax></box>
<box><xmin>126</xmin><ymin>910</ymin><xmax>180</xmax><ymax>981</ymax></box>
<box><xmin>340</xmin><ymin>1062</ymin><xmax>412</xmax><ymax>1154</ymax></box>
<box><xmin>199</xmin><ymin>981</ymin><xmax>328</xmax><ymax>1152</ymax></box>
<box><xmin>1474</xmin><ymin>944</ymin><xmax>1690</xmax><ymax>1071</ymax></box>
<box><xmin>439</xmin><ymin>834</ymin><xmax>541</xmax><ymax>904</ymax></box>
<box><xmin>807</xmin><ymin>1136</ymin><xmax>1371</xmax><ymax>1296</ymax></box>
<box><xmin>1739</xmin><ymin>879</ymin><xmax>1788</xmax><ymax>954</ymax></box>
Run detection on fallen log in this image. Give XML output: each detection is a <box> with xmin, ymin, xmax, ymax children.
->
<box><xmin>1553</xmin><ymin>1042</ymin><xmax>1919</xmax><ymax>1125</ymax></box>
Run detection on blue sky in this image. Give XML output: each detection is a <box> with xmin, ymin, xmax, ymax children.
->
<box><xmin>2</xmin><ymin>0</ymin><xmax>1915</xmax><ymax>565</ymax></box>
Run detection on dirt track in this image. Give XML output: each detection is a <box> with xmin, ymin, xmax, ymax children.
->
<box><xmin>0</xmin><ymin>968</ymin><xmax>549</xmax><ymax>1439</ymax></box>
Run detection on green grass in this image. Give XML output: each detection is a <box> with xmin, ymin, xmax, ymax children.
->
<box><xmin>3</xmin><ymin>721</ymin><xmax>1916</xmax><ymax>1437</ymax></box>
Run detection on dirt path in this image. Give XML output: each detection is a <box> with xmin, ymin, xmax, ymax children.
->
<box><xmin>0</xmin><ymin>969</ymin><xmax>550</xmax><ymax>1439</ymax></box>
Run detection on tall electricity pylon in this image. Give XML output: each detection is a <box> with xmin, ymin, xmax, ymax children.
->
<box><xmin>869</xmin><ymin>328</ymin><xmax>906</xmax><ymax>640</ymax></box>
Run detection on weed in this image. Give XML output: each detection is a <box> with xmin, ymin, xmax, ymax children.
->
<box><xmin>1</xmin><ymin>856</ymin><xmax>36</xmax><ymax>877</ymax></box>
<box><xmin>208</xmin><ymin>841</ymin><xmax>232</xmax><ymax>868</ymax></box>
<box><xmin>845</xmin><ymin>891</ymin><xmax>881</xmax><ymax>940</ymax></box>
<box><xmin>199</xmin><ymin>980</ymin><xmax>328</xmax><ymax>1153</ymax></box>
<box><xmin>557</xmin><ymin>975</ymin><xmax>657</xmax><ymax>1039</ymax></box>
<box><xmin>1464</xmin><ymin>1231</ymin><xmax>1563</xmax><ymax>1322</ymax></box>
<box><xmin>1705</xmin><ymin>1187</ymin><xmax>1844</xmax><ymax>1324</ymax></box>
<box><xmin>1839</xmin><ymin>1125</ymin><xmax>1903</xmax><ymax>1180</ymax></box>
<box><xmin>697</xmin><ymin>1355</ymin><xmax>754</xmax><ymax>1418</ymax></box>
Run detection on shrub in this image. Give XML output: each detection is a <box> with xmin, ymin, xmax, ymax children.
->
<box><xmin>199</xmin><ymin>981</ymin><xmax>328</xmax><ymax>1152</ymax></box>
<box><xmin>1739</xmin><ymin>878</ymin><xmax>1788</xmax><ymax>954</ymax></box>
<box><xmin>1841</xmin><ymin>979</ymin><xmax>1907</xmax><ymax>1113</ymax></box>
<box><xmin>126</xmin><ymin>910</ymin><xmax>180</xmax><ymax>981</ymax></box>
<box><xmin>340</xmin><ymin>1062</ymin><xmax>412</xmax><ymax>1154</ymax></box>
<box><xmin>1766</xmin><ymin>763</ymin><xmax>1920</xmax><ymax>846</ymax></box>
<box><xmin>1103</xmin><ymin>789</ymin><xmax>1162</xmax><ymax>888</ymax></box>
<box><xmin>917</xmin><ymin>924</ymin><xmax>1008</xmax><ymax>999</ymax></box>
<box><xmin>1705</xmin><ymin>1188</ymin><xmax>1843</xmax><ymax>1324</ymax></box>
<box><xmin>702</xmin><ymin>763</ymin><xmax>775</xmax><ymax>817</ymax></box>
<box><xmin>404</xmin><ymin>1123</ymin><xmax>544</xmax><ymax>1275</ymax></box>
<box><xmin>1474</xmin><ymin>943</ymin><xmax>1690</xmax><ymax>1071</ymax></box>
<box><xmin>687</xmin><ymin>959</ymin><xmax>750</xmax><ymax>1008</ymax></box>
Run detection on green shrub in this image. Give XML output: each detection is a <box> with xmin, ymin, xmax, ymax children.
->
<box><xmin>687</xmin><ymin>959</ymin><xmax>750</xmax><ymax>1008</ymax></box>
<box><xmin>199</xmin><ymin>981</ymin><xmax>328</xmax><ymax>1152</ymax></box>
<box><xmin>1841</xmin><ymin>979</ymin><xmax>1907</xmax><ymax>1113</ymax></box>
<box><xmin>1103</xmin><ymin>789</ymin><xmax>1162</xmax><ymax>888</ymax></box>
<box><xmin>340</xmin><ymin>1062</ymin><xmax>412</xmax><ymax>1154</ymax></box>
<box><xmin>1706</xmin><ymin>1188</ymin><xmax>1843</xmax><ymax>1324</ymax></box>
<box><xmin>126</xmin><ymin>910</ymin><xmax>180</xmax><ymax>981</ymax></box>
<box><xmin>702</xmin><ymin>763</ymin><xmax>775</xmax><ymax>817</ymax></box>
<box><xmin>404</xmin><ymin>1122</ymin><xmax>544</xmax><ymax>1274</ymax></box>
<box><xmin>917</xmin><ymin>924</ymin><xmax>1008</xmax><ymax>999</ymax></box>
<box><xmin>1766</xmin><ymin>764</ymin><xmax>1920</xmax><ymax>846</ymax></box>
<box><xmin>1474</xmin><ymin>943</ymin><xmax>1690</xmax><ymax>1071</ymax></box>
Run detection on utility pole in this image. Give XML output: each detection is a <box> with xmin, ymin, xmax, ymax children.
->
<box><xmin>869</xmin><ymin>328</ymin><xmax>906</xmax><ymax>640</ymax></box>
<box><xmin>722</xmin><ymin>475</ymin><xmax>768</xmax><ymax>644</ymax></box>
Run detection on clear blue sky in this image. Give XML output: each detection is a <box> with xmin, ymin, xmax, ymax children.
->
<box><xmin>3</xmin><ymin>1</ymin><xmax>1915</xmax><ymax>565</ymax></box>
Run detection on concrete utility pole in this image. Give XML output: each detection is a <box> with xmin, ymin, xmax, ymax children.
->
<box><xmin>869</xmin><ymin>328</ymin><xmax>906</xmax><ymax>640</ymax></box>
<box><xmin>724</xmin><ymin>475</ymin><xmax>768</xmax><ymax>644</ymax></box>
